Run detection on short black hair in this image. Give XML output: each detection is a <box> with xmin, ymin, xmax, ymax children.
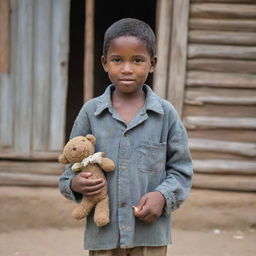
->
<box><xmin>103</xmin><ymin>18</ymin><xmax>156</xmax><ymax>57</ymax></box>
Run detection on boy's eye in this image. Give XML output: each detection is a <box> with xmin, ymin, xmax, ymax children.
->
<box><xmin>111</xmin><ymin>58</ymin><xmax>121</xmax><ymax>63</ymax></box>
<box><xmin>134</xmin><ymin>58</ymin><xmax>143</xmax><ymax>63</ymax></box>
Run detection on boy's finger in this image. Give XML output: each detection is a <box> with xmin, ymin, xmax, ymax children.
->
<box><xmin>82</xmin><ymin>178</ymin><xmax>105</xmax><ymax>186</ymax></box>
<box><xmin>133</xmin><ymin>200</ymin><xmax>148</xmax><ymax>217</ymax></box>
<box><xmin>84</xmin><ymin>181</ymin><xmax>106</xmax><ymax>192</ymax></box>
<box><xmin>134</xmin><ymin>196</ymin><xmax>147</xmax><ymax>211</ymax></box>
<box><xmin>84</xmin><ymin>187</ymin><xmax>104</xmax><ymax>196</ymax></box>
<box><xmin>80</xmin><ymin>172</ymin><xmax>92</xmax><ymax>178</ymax></box>
<box><xmin>135</xmin><ymin>206</ymin><xmax>149</xmax><ymax>218</ymax></box>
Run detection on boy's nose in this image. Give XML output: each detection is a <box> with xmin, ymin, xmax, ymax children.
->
<box><xmin>121</xmin><ymin>62</ymin><xmax>133</xmax><ymax>74</ymax></box>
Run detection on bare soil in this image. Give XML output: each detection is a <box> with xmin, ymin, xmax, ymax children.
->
<box><xmin>0</xmin><ymin>227</ymin><xmax>255</xmax><ymax>256</ymax></box>
<box><xmin>0</xmin><ymin>187</ymin><xmax>255</xmax><ymax>255</ymax></box>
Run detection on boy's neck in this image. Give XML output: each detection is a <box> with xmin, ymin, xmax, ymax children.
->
<box><xmin>112</xmin><ymin>87</ymin><xmax>145</xmax><ymax>102</ymax></box>
<box><xmin>111</xmin><ymin>87</ymin><xmax>146</xmax><ymax>124</ymax></box>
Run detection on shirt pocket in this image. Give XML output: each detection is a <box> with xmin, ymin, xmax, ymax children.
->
<box><xmin>136</xmin><ymin>141</ymin><xmax>166</xmax><ymax>173</ymax></box>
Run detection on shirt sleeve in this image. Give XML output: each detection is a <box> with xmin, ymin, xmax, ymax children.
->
<box><xmin>155</xmin><ymin>109</ymin><xmax>193</xmax><ymax>214</ymax></box>
<box><xmin>58</xmin><ymin>105</ymin><xmax>91</xmax><ymax>202</ymax></box>
<box><xmin>59</xmin><ymin>165</ymin><xmax>83</xmax><ymax>202</ymax></box>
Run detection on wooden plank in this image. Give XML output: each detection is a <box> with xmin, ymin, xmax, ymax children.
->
<box><xmin>193</xmin><ymin>173</ymin><xmax>256</xmax><ymax>192</ymax></box>
<box><xmin>14</xmin><ymin>0</ymin><xmax>34</xmax><ymax>153</ymax></box>
<box><xmin>0</xmin><ymin>0</ymin><xmax>18</xmax><ymax>150</ymax></box>
<box><xmin>0</xmin><ymin>172</ymin><xmax>58</xmax><ymax>187</ymax></box>
<box><xmin>0</xmin><ymin>0</ymin><xmax>10</xmax><ymax>73</ymax></box>
<box><xmin>190</xmin><ymin>18</ymin><xmax>256</xmax><ymax>32</ymax></box>
<box><xmin>186</xmin><ymin>71</ymin><xmax>256</xmax><ymax>89</ymax></box>
<box><xmin>185</xmin><ymin>84</ymin><xmax>256</xmax><ymax>102</ymax></box>
<box><xmin>0</xmin><ymin>151</ymin><xmax>60</xmax><ymax>160</ymax></box>
<box><xmin>32</xmin><ymin>0</ymin><xmax>51</xmax><ymax>151</ymax></box>
<box><xmin>167</xmin><ymin>0</ymin><xmax>190</xmax><ymax>116</ymax></box>
<box><xmin>193</xmin><ymin>159</ymin><xmax>256</xmax><ymax>175</ymax></box>
<box><xmin>189</xmin><ymin>30</ymin><xmax>256</xmax><ymax>46</ymax></box>
<box><xmin>188</xmin><ymin>129</ymin><xmax>256</xmax><ymax>143</ymax></box>
<box><xmin>84</xmin><ymin>0</ymin><xmax>94</xmax><ymax>102</ymax></box>
<box><xmin>153</xmin><ymin>0</ymin><xmax>172</xmax><ymax>98</ymax></box>
<box><xmin>186</xmin><ymin>87</ymin><xmax>256</xmax><ymax>98</ymax></box>
<box><xmin>191</xmin><ymin>4</ymin><xmax>256</xmax><ymax>19</ymax></box>
<box><xmin>185</xmin><ymin>95</ymin><xmax>256</xmax><ymax>106</ymax></box>
<box><xmin>0</xmin><ymin>161</ymin><xmax>64</xmax><ymax>175</ymax></box>
<box><xmin>188</xmin><ymin>44</ymin><xmax>256</xmax><ymax>60</ymax></box>
<box><xmin>184</xmin><ymin>116</ymin><xmax>256</xmax><ymax>130</ymax></box>
<box><xmin>192</xmin><ymin>0</ymin><xmax>256</xmax><ymax>3</ymax></box>
<box><xmin>49</xmin><ymin>0</ymin><xmax>70</xmax><ymax>151</ymax></box>
<box><xmin>188</xmin><ymin>59</ymin><xmax>256</xmax><ymax>74</ymax></box>
<box><xmin>0</xmin><ymin>74</ymin><xmax>13</xmax><ymax>148</ymax></box>
<box><xmin>191</xmin><ymin>151</ymin><xmax>247</xmax><ymax>161</ymax></box>
<box><xmin>183</xmin><ymin>104</ymin><xmax>256</xmax><ymax>118</ymax></box>
<box><xmin>189</xmin><ymin>138</ymin><xmax>256</xmax><ymax>157</ymax></box>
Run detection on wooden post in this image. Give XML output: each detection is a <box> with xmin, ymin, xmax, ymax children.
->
<box><xmin>84</xmin><ymin>0</ymin><xmax>94</xmax><ymax>102</ymax></box>
<box><xmin>153</xmin><ymin>0</ymin><xmax>173</xmax><ymax>98</ymax></box>
<box><xmin>167</xmin><ymin>0</ymin><xmax>190</xmax><ymax>116</ymax></box>
<box><xmin>0</xmin><ymin>0</ymin><xmax>10</xmax><ymax>73</ymax></box>
<box><xmin>49</xmin><ymin>0</ymin><xmax>70</xmax><ymax>151</ymax></box>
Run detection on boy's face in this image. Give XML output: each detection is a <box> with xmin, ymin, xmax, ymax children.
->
<box><xmin>101</xmin><ymin>36</ymin><xmax>156</xmax><ymax>95</ymax></box>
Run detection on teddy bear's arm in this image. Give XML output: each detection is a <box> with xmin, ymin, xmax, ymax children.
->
<box><xmin>100</xmin><ymin>158</ymin><xmax>115</xmax><ymax>172</ymax></box>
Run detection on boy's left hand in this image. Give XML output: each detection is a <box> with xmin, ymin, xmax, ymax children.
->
<box><xmin>133</xmin><ymin>191</ymin><xmax>166</xmax><ymax>223</ymax></box>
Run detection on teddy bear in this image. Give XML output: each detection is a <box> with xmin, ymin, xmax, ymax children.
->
<box><xmin>58</xmin><ymin>134</ymin><xmax>115</xmax><ymax>227</ymax></box>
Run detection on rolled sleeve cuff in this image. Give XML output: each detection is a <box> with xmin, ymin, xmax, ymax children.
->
<box><xmin>155</xmin><ymin>188</ymin><xmax>178</xmax><ymax>214</ymax></box>
<box><xmin>60</xmin><ymin>175</ymin><xmax>83</xmax><ymax>203</ymax></box>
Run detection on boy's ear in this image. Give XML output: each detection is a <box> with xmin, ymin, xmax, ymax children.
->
<box><xmin>101</xmin><ymin>55</ymin><xmax>108</xmax><ymax>72</ymax></box>
<box><xmin>150</xmin><ymin>56</ymin><xmax>157</xmax><ymax>73</ymax></box>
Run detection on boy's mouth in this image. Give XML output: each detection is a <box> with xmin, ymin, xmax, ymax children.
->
<box><xmin>119</xmin><ymin>80</ymin><xmax>135</xmax><ymax>86</ymax></box>
<box><xmin>119</xmin><ymin>78</ymin><xmax>135</xmax><ymax>84</ymax></box>
<box><xmin>119</xmin><ymin>78</ymin><xmax>135</xmax><ymax>81</ymax></box>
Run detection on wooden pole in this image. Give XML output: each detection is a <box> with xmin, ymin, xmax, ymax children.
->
<box><xmin>167</xmin><ymin>0</ymin><xmax>190</xmax><ymax>116</ymax></box>
<box><xmin>153</xmin><ymin>0</ymin><xmax>173</xmax><ymax>98</ymax></box>
<box><xmin>0</xmin><ymin>0</ymin><xmax>10</xmax><ymax>73</ymax></box>
<box><xmin>84</xmin><ymin>0</ymin><xmax>94</xmax><ymax>102</ymax></box>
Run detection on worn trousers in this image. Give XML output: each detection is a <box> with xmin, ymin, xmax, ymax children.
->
<box><xmin>89</xmin><ymin>246</ymin><xmax>167</xmax><ymax>256</ymax></box>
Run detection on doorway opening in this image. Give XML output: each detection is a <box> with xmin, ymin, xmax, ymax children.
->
<box><xmin>94</xmin><ymin>0</ymin><xmax>156</xmax><ymax>96</ymax></box>
<box><xmin>66</xmin><ymin>0</ymin><xmax>156</xmax><ymax>140</ymax></box>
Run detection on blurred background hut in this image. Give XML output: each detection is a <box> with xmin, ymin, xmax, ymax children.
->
<box><xmin>0</xmin><ymin>0</ymin><xmax>255</xmax><ymax>231</ymax></box>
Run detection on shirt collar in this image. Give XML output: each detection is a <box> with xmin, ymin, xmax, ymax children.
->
<box><xmin>94</xmin><ymin>84</ymin><xmax>164</xmax><ymax>116</ymax></box>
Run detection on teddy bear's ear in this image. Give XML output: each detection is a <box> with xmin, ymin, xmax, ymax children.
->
<box><xmin>58</xmin><ymin>154</ymin><xmax>69</xmax><ymax>164</ymax></box>
<box><xmin>85</xmin><ymin>134</ymin><xmax>96</xmax><ymax>145</ymax></box>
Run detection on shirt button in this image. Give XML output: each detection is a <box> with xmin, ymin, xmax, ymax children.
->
<box><xmin>124</xmin><ymin>133</ymin><xmax>128</xmax><ymax>137</ymax></box>
<box><xmin>121</xmin><ymin>166</ymin><xmax>126</xmax><ymax>171</ymax></box>
<box><xmin>120</xmin><ymin>202</ymin><xmax>127</xmax><ymax>207</ymax></box>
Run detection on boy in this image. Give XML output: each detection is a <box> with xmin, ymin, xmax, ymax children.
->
<box><xmin>59</xmin><ymin>18</ymin><xmax>193</xmax><ymax>256</ymax></box>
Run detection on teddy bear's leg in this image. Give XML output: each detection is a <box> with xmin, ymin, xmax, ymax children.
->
<box><xmin>72</xmin><ymin>197</ymin><xmax>94</xmax><ymax>220</ymax></box>
<box><xmin>94</xmin><ymin>196</ymin><xmax>110</xmax><ymax>227</ymax></box>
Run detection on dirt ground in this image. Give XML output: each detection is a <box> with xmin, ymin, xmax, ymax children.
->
<box><xmin>0</xmin><ymin>227</ymin><xmax>255</xmax><ymax>256</ymax></box>
<box><xmin>0</xmin><ymin>187</ymin><xmax>255</xmax><ymax>256</ymax></box>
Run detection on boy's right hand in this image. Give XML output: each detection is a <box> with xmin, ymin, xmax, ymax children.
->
<box><xmin>70</xmin><ymin>172</ymin><xmax>106</xmax><ymax>196</ymax></box>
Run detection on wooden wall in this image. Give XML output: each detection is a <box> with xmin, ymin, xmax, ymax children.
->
<box><xmin>0</xmin><ymin>0</ymin><xmax>70</xmax><ymax>186</ymax></box>
<box><xmin>154</xmin><ymin>0</ymin><xmax>256</xmax><ymax>192</ymax></box>
<box><xmin>0</xmin><ymin>0</ymin><xmax>70</xmax><ymax>157</ymax></box>
<box><xmin>185</xmin><ymin>0</ymin><xmax>256</xmax><ymax>191</ymax></box>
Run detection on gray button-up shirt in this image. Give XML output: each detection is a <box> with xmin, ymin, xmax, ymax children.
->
<box><xmin>59</xmin><ymin>85</ymin><xmax>193</xmax><ymax>250</ymax></box>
